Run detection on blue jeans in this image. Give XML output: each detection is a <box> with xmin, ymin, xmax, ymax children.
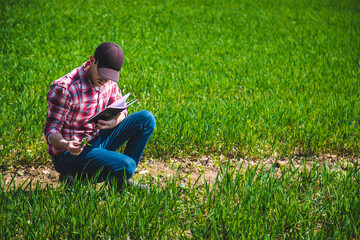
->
<box><xmin>52</xmin><ymin>110</ymin><xmax>156</xmax><ymax>182</ymax></box>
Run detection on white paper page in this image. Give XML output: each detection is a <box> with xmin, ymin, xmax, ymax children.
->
<box><xmin>108</xmin><ymin>92</ymin><xmax>130</xmax><ymax>108</ymax></box>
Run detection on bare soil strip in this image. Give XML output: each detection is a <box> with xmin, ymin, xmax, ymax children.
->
<box><xmin>2</xmin><ymin>154</ymin><xmax>358</xmax><ymax>189</ymax></box>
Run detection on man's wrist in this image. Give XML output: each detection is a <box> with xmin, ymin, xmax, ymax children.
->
<box><xmin>59</xmin><ymin>139</ymin><xmax>70</xmax><ymax>151</ymax></box>
<box><xmin>115</xmin><ymin>112</ymin><xmax>126</xmax><ymax>125</ymax></box>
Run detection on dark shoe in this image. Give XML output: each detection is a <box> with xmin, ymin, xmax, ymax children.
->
<box><xmin>59</xmin><ymin>174</ymin><xmax>74</xmax><ymax>186</ymax></box>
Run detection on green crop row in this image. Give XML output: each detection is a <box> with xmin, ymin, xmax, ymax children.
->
<box><xmin>1</xmin><ymin>161</ymin><xmax>359</xmax><ymax>239</ymax></box>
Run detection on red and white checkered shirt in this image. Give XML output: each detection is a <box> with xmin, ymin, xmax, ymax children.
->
<box><xmin>44</xmin><ymin>61</ymin><xmax>127</xmax><ymax>155</ymax></box>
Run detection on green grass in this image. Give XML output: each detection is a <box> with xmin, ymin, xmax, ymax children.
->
<box><xmin>1</xmin><ymin>161</ymin><xmax>359</xmax><ymax>239</ymax></box>
<box><xmin>0</xmin><ymin>0</ymin><xmax>359</xmax><ymax>168</ymax></box>
<box><xmin>1</xmin><ymin>1</ymin><xmax>359</xmax><ymax>237</ymax></box>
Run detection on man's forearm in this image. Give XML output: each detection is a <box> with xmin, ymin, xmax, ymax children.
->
<box><xmin>48</xmin><ymin>133</ymin><xmax>85</xmax><ymax>156</ymax></box>
<box><xmin>116</xmin><ymin>111</ymin><xmax>127</xmax><ymax>125</ymax></box>
<box><xmin>48</xmin><ymin>133</ymin><xmax>69</xmax><ymax>151</ymax></box>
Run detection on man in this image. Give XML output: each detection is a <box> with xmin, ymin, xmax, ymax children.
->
<box><xmin>44</xmin><ymin>42</ymin><xmax>156</xmax><ymax>187</ymax></box>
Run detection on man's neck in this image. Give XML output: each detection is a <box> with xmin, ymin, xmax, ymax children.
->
<box><xmin>84</xmin><ymin>67</ymin><xmax>92</xmax><ymax>83</ymax></box>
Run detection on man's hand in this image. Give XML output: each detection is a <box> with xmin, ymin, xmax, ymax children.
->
<box><xmin>48</xmin><ymin>133</ymin><xmax>85</xmax><ymax>156</ymax></box>
<box><xmin>96</xmin><ymin>112</ymin><xmax>126</xmax><ymax>130</ymax></box>
<box><xmin>96</xmin><ymin>118</ymin><xmax>118</xmax><ymax>130</ymax></box>
<box><xmin>66</xmin><ymin>140</ymin><xmax>85</xmax><ymax>155</ymax></box>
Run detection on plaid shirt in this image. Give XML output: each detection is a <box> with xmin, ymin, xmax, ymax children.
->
<box><xmin>44</xmin><ymin>61</ymin><xmax>127</xmax><ymax>155</ymax></box>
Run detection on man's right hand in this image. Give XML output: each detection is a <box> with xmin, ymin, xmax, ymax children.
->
<box><xmin>66</xmin><ymin>141</ymin><xmax>85</xmax><ymax>155</ymax></box>
<box><xmin>48</xmin><ymin>133</ymin><xmax>85</xmax><ymax>155</ymax></box>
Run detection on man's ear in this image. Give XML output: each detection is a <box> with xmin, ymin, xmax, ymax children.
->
<box><xmin>90</xmin><ymin>55</ymin><xmax>95</xmax><ymax>64</ymax></box>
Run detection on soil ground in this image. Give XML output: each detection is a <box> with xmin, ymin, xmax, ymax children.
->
<box><xmin>2</xmin><ymin>154</ymin><xmax>358</xmax><ymax>189</ymax></box>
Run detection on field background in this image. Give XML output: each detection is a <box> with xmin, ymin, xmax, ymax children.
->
<box><xmin>1</xmin><ymin>0</ymin><xmax>360</xmax><ymax>238</ymax></box>
<box><xmin>1</xmin><ymin>0</ymin><xmax>359</xmax><ymax>167</ymax></box>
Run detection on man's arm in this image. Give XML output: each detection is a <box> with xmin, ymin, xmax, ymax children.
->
<box><xmin>44</xmin><ymin>83</ymin><xmax>86</xmax><ymax>155</ymax></box>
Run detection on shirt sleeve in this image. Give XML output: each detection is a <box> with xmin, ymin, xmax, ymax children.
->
<box><xmin>108</xmin><ymin>84</ymin><xmax>128</xmax><ymax>116</ymax></box>
<box><xmin>44</xmin><ymin>83</ymin><xmax>72</xmax><ymax>142</ymax></box>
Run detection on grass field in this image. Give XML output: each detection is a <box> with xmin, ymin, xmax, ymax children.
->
<box><xmin>1</xmin><ymin>0</ymin><xmax>360</xmax><ymax>238</ymax></box>
<box><xmin>1</xmin><ymin>162</ymin><xmax>360</xmax><ymax>239</ymax></box>
<box><xmin>1</xmin><ymin>0</ymin><xmax>359</xmax><ymax>168</ymax></box>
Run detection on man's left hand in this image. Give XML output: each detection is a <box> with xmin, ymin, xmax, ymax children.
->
<box><xmin>96</xmin><ymin>112</ymin><xmax>126</xmax><ymax>130</ymax></box>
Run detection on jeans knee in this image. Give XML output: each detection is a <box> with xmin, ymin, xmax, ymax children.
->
<box><xmin>141</xmin><ymin>110</ymin><xmax>156</xmax><ymax>130</ymax></box>
<box><xmin>123</xmin><ymin>159</ymin><xmax>137</xmax><ymax>178</ymax></box>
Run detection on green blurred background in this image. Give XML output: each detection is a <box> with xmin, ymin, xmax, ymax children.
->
<box><xmin>1</xmin><ymin>0</ymin><xmax>359</xmax><ymax>168</ymax></box>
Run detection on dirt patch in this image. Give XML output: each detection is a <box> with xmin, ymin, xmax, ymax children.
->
<box><xmin>138</xmin><ymin>156</ymin><xmax>220</xmax><ymax>185</ymax></box>
<box><xmin>2</xmin><ymin>165</ymin><xmax>60</xmax><ymax>189</ymax></box>
<box><xmin>1</xmin><ymin>154</ymin><xmax>358</xmax><ymax>189</ymax></box>
<box><xmin>1</xmin><ymin>158</ymin><xmax>221</xmax><ymax>189</ymax></box>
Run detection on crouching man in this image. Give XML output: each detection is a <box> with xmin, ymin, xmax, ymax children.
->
<box><xmin>44</xmin><ymin>42</ymin><xmax>155</xmax><ymax>188</ymax></box>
